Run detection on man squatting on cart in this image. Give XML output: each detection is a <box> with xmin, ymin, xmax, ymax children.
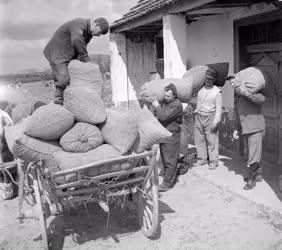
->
<box><xmin>43</xmin><ymin>17</ymin><xmax>109</xmax><ymax>105</ymax></box>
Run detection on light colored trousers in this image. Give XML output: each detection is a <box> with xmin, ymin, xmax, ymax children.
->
<box><xmin>194</xmin><ymin>113</ymin><xmax>219</xmax><ymax>166</ymax></box>
<box><xmin>245</xmin><ymin>130</ymin><xmax>264</xmax><ymax>167</ymax></box>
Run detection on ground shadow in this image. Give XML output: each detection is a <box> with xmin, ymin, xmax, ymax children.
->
<box><xmin>220</xmin><ymin>150</ymin><xmax>282</xmax><ymax>202</ymax></box>
<box><xmin>187</xmin><ymin>146</ymin><xmax>282</xmax><ymax>202</ymax></box>
<box><xmin>46</xmin><ymin>198</ymin><xmax>175</xmax><ymax>249</ymax></box>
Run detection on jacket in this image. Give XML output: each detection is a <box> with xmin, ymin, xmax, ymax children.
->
<box><xmin>155</xmin><ymin>98</ymin><xmax>183</xmax><ymax>134</ymax></box>
<box><xmin>43</xmin><ymin>18</ymin><xmax>92</xmax><ymax>64</ymax></box>
<box><xmin>235</xmin><ymin>92</ymin><xmax>265</xmax><ymax>135</ymax></box>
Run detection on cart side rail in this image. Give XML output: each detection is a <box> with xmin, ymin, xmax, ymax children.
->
<box><xmin>52</xmin><ymin>149</ymin><xmax>157</xmax><ymax>179</ymax></box>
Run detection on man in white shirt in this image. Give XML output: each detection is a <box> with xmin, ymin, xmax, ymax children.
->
<box><xmin>194</xmin><ymin>68</ymin><xmax>222</xmax><ymax>170</ymax></box>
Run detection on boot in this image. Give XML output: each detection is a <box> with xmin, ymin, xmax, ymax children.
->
<box><xmin>194</xmin><ymin>159</ymin><xmax>208</xmax><ymax>167</ymax></box>
<box><xmin>243</xmin><ymin>163</ymin><xmax>262</xmax><ymax>182</ymax></box>
<box><xmin>159</xmin><ymin>182</ymin><xmax>172</xmax><ymax>192</ymax></box>
<box><xmin>178</xmin><ymin>154</ymin><xmax>185</xmax><ymax>163</ymax></box>
<box><xmin>243</xmin><ymin>163</ymin><xmax>259</xmax><ymax>190</ymax></box>
<box><xmin>209</xmin><ymin>162</ymin><xmax>218</xmax><ymax>170</ymax></box>
<box><xmin>53</xmin><ymin>86</ymin><xmax>64</xmax><ymax>105</ymax></box>
<box><xmin>256</xmin><ymin>165</ymin><xmax>262</xmax><ymax>182</ymax></box>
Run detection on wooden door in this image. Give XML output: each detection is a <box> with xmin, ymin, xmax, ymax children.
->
<box><xmin>278</xmin><ymin>65</ymin><xmax>282</xmax><ymax>164</ymax></box>
<box><xmin>247</xmin><ymin>43</ymin><xmax>282</xmax><ymax>164</ymax></box>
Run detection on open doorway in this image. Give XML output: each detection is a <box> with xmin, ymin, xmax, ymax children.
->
<box><xmin>156</xmin><ymin>34</ymin><xmax>164</xmax><ymax>79</ymax></box>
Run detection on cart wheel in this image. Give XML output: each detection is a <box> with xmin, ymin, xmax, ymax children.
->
<box><xmin>135</xmin><ymin>166</ymin><xmax>159</xmax><ymax>238</ymax></box>
<box><xmin>33</xmin><ymin>170</ymin><xmax>49</xmax><ymax>250</ymax></box>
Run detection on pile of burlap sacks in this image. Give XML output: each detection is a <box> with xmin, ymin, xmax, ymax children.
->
<box><xmin>5</xmin><ymin>60</ymin><xmax>234</xmax><ymax>185</ymax></box>
<box><xmin>4</xmin><ymin>60</ymin><xmax>174</xmax><ymax>184</ymax></box>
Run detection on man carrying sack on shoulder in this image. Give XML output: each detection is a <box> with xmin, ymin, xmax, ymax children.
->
<box><xmin>150</xmin><ymin>83</ymin><xmax>183</xmax><ymax>192</ymax></box>
<box><xmin>229</xmin><ymin>76</ymin><xmax>266</xmax><ymax>190</ymax></box>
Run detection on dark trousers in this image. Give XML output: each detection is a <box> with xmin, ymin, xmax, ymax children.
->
<box><xmin>44</xmin><ymin>49</ymin><xmax>70</xmax><ymax>105</ymax></box>
<box><xmin>160</xmin><ymin>132</ymin><xmax>180</xmax><ymax>187</ymax></box>
<box><xmin>50</xmin><ymin>61</ymin><xmax>70</xmax><ymax>104</ymax></box>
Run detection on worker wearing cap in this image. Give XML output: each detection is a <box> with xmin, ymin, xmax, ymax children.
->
<box><xmin>194</xmin><ymin>68</ymin><xmax>222</xmax><ymax>170</ymax></box>
<box><xmin>43</xmin><ymin>17</ymin><xmax>109</xmax><ymax>105</ymax></box>
<box><xmin>150</xmin><ymin>83</ymin><xmax>183</xmax><ymax>192</ymax></box>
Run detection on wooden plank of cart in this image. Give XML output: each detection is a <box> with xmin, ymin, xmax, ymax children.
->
<box><xmin>21</xmin><ymin>147</ymin><xmax>159</xmax><ymax>250</ymax></box>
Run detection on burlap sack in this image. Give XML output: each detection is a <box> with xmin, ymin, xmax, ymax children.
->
<box><xmin>234</xmin><ymin>67</ymin><xmax>266</xmax><ymax>94</ymax></box>
<box><xmin>133</xmin><ymin>107</ymin><xmax>172</xmax><ymax>153</ymax></box>
<box><xmin>12</xmin><ymin>100</ymin><xmax>46</xmax><ymax>124</ymax></box>
<box><xmin>24</xmin><ymin>103</ymin><xmax>74</xmax><ymax>140</ymax></box>
<box><xmin>51</xmin><ymin>144</ymin><xmax>130</xmax><ymax>184</ymax></box>
<box><xmin>69</xmin><ymin>60</ymin><xmax>103</xmax><ymax>97</ymax></box>
<box><xmin>60</xmin><ymin>122</ymin><xmax>103</xmax><ymax>153</ymax></box>
<box><xmin>0</xmin><ymin>110</ymin><xmax>14</xmax><ymax>163</ymax></box>
<box><xmin>183</xmin><ymin>65</ymin><xmax>209</xmax><ymax>96</ymax></box>
<box><xmin>64</xmin><ymin>87</ymin><xmax>106</xmax><ymax>124</ymax></box>
<box><xmin>5</xmin><ymin>121</ymin><xmax>62</xmax><ymax>163</ymax></box>
<box><xmin>0</xmin><ymin>110</ymin><xmax>13</xmax><ymax>128</ymax></box>
<box><xmin>182</xmin><ymin>62</ymin><xmax>229</xmax><ymax>92</ymax></box>
<box><xmin>206</xmin><ymin>62</ymin><xmax>229</xmax><ymax>87</ymax></box>
<box><xmin>140</xmin><ymin>76</ymin><xmax>193</xmax><ymax>104</ymax></box>
<box><xmin>101</xmin><ymin>108</ymin><xmax>138</xmax><ymax>154</ymax></box>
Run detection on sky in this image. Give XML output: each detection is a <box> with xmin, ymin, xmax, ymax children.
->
<box><xmin>0</xmin><ymin>0</ymin><xmax>138</xmax><ymax>74</ymax></box>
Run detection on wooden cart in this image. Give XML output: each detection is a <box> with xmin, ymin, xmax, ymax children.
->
<box><xmin>21</xmin><ymin>148</ymin><xmax>159</xmax><ymax>250</ymax></box>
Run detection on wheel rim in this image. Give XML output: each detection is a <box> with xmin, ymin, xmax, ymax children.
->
<box><xmin>34</xmin><ymin>170</ymin><xmax>49</xmax><ymax>249</ymax></box>
<box><xmin>137</xmin><ymin>174</ymin><xmax>158</xmax><ymax>238</ymax></box>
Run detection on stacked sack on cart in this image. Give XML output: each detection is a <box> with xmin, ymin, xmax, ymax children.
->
<box><xmin>4</xmin><ymin>60</ymin><xmax>173</xmax><ymax>184</ymax></box>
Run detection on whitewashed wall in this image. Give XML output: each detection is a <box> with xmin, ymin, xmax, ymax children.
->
<box><xmin>186</xmin><ymin>2</ymin><xmax>277</xmax><ymax>107</ymax></box>
<box><xmin>110</xmin><ymin>34</ymin><xmax>156</xmax><ymax>108</ymax></box>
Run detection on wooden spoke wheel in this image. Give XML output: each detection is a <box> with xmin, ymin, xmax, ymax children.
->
<box><xmin>135</xmin><ymin>165</ymin><xmax>159</xmax><ymax>238</ymax></box>
<box><xmin>33</xmin><ymin>169</ymin><xmax>49</xmax><ymax>250</ymax></box>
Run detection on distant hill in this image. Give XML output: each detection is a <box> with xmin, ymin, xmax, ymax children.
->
<box><xmin>0</xmin><ymin>69</ymin><xmax>53</xmax><ymax>84</ymax></box>
<box><xmin>0</xmin><ymin>54</ymin><xmax>110</xmax><ymax>84</ymax></box>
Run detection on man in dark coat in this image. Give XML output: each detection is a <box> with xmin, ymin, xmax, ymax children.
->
<box><xmin>150</xmin><ymin>83</ymin><xmax>183</xmax><ymax>192</ymax></box>
<box><xmin>43</xmin><ymin>17</ymin><xmax>109</xmax><ymax>105</ymax></box>
<box><xmin>231</xmin><ymin>77</ymin><xmax>266</xmax><ymax>190</ymax></box>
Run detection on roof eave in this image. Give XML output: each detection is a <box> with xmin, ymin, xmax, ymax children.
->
<box><xmin>110</xmin><ymin>0</ymin><xmax>216</xmax><ymax>33</ymax></box>
<box><xmin>110</xmin><ymin>0</ymin><xmax>276</xmax><ymax>33</ymax></box>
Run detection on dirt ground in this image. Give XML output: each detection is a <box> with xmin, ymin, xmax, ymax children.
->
<box><xmin>1</xmin><ymin>172</ymin><xmax>282</xmax><ymax>250</ymax></box>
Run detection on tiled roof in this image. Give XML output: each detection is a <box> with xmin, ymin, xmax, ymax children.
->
<box><xmin>110</xmin><ymin>0</ymin><xmax>273</xmax><ymax>30</ymax></box>
<box><xmin>111</xmin><ymin>0</ymin><xmax>180</xmax><ymax>29</ymax></box>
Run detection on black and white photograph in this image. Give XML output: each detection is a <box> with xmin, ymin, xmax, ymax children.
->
<box><xmin>0</xmin><ymin>0</ymin><xmax>282</xmax><ymax>249</ymax></box>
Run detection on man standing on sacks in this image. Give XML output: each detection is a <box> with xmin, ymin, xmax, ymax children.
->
<box><xmin>43</xmin><ymin>17</ymin><xmax>109</xmax><ymax>105</ymax></box>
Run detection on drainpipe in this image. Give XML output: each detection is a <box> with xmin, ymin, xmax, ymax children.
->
<box><xmin>125</xmin><ymin>36</ymin><xmax>130</xmax><ymax>110</ymax></box>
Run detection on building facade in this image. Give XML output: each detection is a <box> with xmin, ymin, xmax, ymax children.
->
<box><xmin>110</xmin><ymin>0</ymin><xmax>282</xmax><ymax>164</ymax></box>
